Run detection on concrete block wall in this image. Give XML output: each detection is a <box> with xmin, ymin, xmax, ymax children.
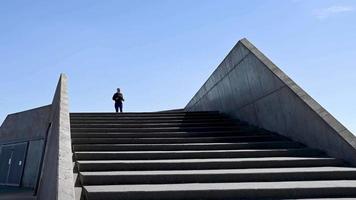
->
<box><xmin>185</xmin><ymin>38</ymin><xmax>356</xmax><ymax>165</ymax></box>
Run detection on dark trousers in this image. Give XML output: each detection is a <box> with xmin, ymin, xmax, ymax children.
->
<box><xmin>115</xmin><ymin>102</ymin><xmax>123</xmax><ymax>113</ymax></box>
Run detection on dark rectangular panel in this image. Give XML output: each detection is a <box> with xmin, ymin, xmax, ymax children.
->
<box><xmin>7</xmin><ymin>142</ymin><xmax>28</xmax><ymax>186</ymax></box>
<box><xmin>0</xmin><ymin>147</ymin><xmax>13</xmax><ymax>185</ymax></box>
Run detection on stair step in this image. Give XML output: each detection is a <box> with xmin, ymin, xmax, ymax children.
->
<box><xmin>70</xmin><ymin>110</ymin><xmax>219</xmax><ymax>115</ymax></box>
<box><xmin>71</xmin><ymin>135</ymin><xmax>286</xmax><ymax>144</ymax></box>
<box><xmin>70</xmin><ymin>118</ymin><xmax>229</xmax><ymax>124</ymax></box>
<box><xmin>76</xmin><ymin>157</ymin><xmax>343</xmax><ymax>171</ymax></box>
<box><xmin>83</xmin><ymin>180</ymin><xmax>356</xmax><ymax>200</ymax></box>
<box><xmin>70</xmin><ymin>117</ymin><xmax>226</xmax><ymax>122</ymax></box>
<box><xmin>71</xmin><ymin>131</ymin><xmax>268</xmax><ymax>138</ymax></box>
<box><xmin>289</xmin><ymin>198</ymin><xmax>356</xmax><ymax>200</ymax></box>
<box><xmin>71</xmin><ymin>123</ymin><xmax>239</xmax><ymax>129</ymax></box>
<box><xmin>70</xmin><ymin>126</ymin><xmax>246</xmax><ymax>133</ymax></box>
<box><xmin>284</xmin><ymin>197</ymin><xmax>355</xmax><ymax>200</ymax></box>
<box><xmin>70</xmin><ymin>111</ymin><xmax>219</xmax><ymax>116</ymax></box>
<box><xmin>72</xmin><ymin>141</ymin><xmax>304</xmax><ymax>151</ymax></box>
<box><xmin>74</xmin><ymin>148</ymin><xmax>322</xmax><ymax>160</ymax></box>
<box><xmin>70</xmin><ymin>114</ymin><xmax>222</xmax><ymax>119</ymax></box>
<box><xmin>70</xmin><ymin>122</ymin><xmax>236</xmax><ymax>128</ymax></box>
<box><xmin>79</xmin><ymin>167</ymin><xmax>356</xmax><ymax>185</ymax></box>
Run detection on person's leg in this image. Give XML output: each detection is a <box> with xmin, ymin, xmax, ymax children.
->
<box><xmin>114</xmin><ymin>103</ymin><xmax>119</xmax><ymax>113</ymax></box>
<box><xmin>119</xmin><ymin>103</ymin><xmax>123</xmax><ymax>113</ymax></box>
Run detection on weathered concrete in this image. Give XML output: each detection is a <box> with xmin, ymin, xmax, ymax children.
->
<box><xmin>37</xmin><ymin>74</ymin><xmax>75</xmax><ymax>200</ymax></box>
<box><xmin>72</xmin><ymin>111</ymin><xmax>356</xmax><ymax>199</ymax></box>
<box><xmin>0</xmin><ymin>74</ymin><xmax>75</xmax><ymax>199</ymax></box>
<box><xmin>185</xmin><ymin>38</ymin><xmax>356</xmax><ymax>165</ymax></box>
<box><xmin>22</xmin><ymin>140</ymin><xmax>44</xmax><ymax>188</ymax></box>
<box><xmin>84</xmin><ymin>180</ymin><xmax>356</xmax><ymax>199</ymax></box>
<box><xmin>0</xmin><ymin>105</ymin><xmax>51</xmax><ymax>144</ymax></box>
<box><xmin>0</xmin><ymin>106</ymin><xmax>50</xmax><ymax>189</ymax></box>
<box><xmin>0</xmin><ymin>191</ymin><xmax>36</xmax><ymax>200</ymax></box>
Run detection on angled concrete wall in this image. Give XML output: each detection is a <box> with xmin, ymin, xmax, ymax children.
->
<box><xmin>0</xmin><ymin>74</ymin><xmax>75</xmax><ymax>199</ymax></box>
<box><xmin>185</xmin><ymin>38</ymin><xmax>356</xmax><ymax>165</ymax></box>
<box><xmin>37</xmin><ymin>74</ymin><xmax>74</xmax><ymax>200</ymax></box>
<box><xmin>0</xmin><ymin>105</ymin><xmax>51</xmax><ymax>143</ymax></box>
<box><xmin>0</xmin><ymin>105</ymin><xmax>51</xmax><ymax>189</ymax></box>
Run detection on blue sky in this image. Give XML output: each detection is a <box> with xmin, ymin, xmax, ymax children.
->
<box><xmin>0</xmin><ymin>0</ymin><xmax>355</xmax><ymax>134</ymax></box>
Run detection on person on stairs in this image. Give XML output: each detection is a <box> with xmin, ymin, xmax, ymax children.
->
<box><xmin>112</xmin><ymin>88</ymin><xmax>124</xmax><ymax>113</ymax></box>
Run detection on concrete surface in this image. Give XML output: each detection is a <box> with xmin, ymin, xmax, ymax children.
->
<box><xmin>76</xmin><ymin>157</ymin><xmax>342</xmax><ymax>172</ymax></box>
<box><xmin>0</xmin><ymin>106</ymin><xmax>50</xmax><ymax>189</ymax></box>
<box><xmin>37</xmin><ymin>74</ymin><xmax>74</xmax><ymax>200</ymax></box>
<box><xmin>0</xmin><ymin>192</ymin><xmax>35</xmax><ymax>200</ymax></box>
<box><xmin>80</xmin><ymin>166</ymin><xmax>356</xmax><ymax>176</ymax></box>
<box><xmin>185</xmin><ymin>38</ymin><xmax>356</xmax><ymax>165</ymax></box>
<box><xmin>72</xmin><ymin>111</ymin><xmax>356</xmax><ymax>199</ymax></box>
<box><xmin>0</xmin><ymin>105</ymin><xmax>51</xmax><ymax>144</ymax></box>
<box><xmin>74</xmin><ymin>148</ymin><xmax>321</xmax><ymax>160</ymax></box>
<box><xmin>85</xmin><ymin>180</ymin><xmax>356</xmax><ymax>191</ymax></box>
<box><xmin>22</xmin><ymin>140</ymin><xmax>44</xmax><ymax>188</ymax></box>
<box><xmin>0</xmin><ymin>186</ymin><xmax>35</xmax><ymax>200</ymax></box>
<box><xmin>84</xmin><ymin>180</ymin><xmax>356</xmax><ymax>199</ymax></box>
<box><xmin>79</xmin><ymin>166</ymin><xmax>356</xmax><ymax>185</ymax></box>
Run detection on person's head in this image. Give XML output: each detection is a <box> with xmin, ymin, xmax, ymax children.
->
<box><xmin>117</xmin><ymin>88</ymin><xmax>121</xmax><ymax>93</ymax></box>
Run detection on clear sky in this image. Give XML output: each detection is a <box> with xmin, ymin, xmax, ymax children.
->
<box><xmin>0</xmin><ymin>0</ymin><xmax>355</xmax><ymax>134</ymax></box>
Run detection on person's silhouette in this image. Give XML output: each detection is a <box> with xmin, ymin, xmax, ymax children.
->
<box><xmin>112</xmin><ymin>88</ymin><xmax>124</xmax><ymax>113</ymax></box>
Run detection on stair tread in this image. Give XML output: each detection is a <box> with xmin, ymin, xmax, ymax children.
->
<box><xmin>72</xmin><ymin>135</ymin><xmax>281</xmax><ymax>140</ymax></box>
<box><xmin>77</xmin><ymin>157</ymin><xmax>337</xmax><ymax>164</ymax></box>
<box><xmin>71</xmin><ymin>111</ymin><xmax>217</xmax><ymax>114</ymax></box>
<box><xmin>72</xmin><ymin>141</ymin><xmax>303</xmax><ymax>151</ymax></box>
<box><xmin>75</xmin><ymin>148</ymin><xmax>315</xmax><ymax>154</ymax></box>
<box><xmin>73</xmin><ymin>141</ymin><xmax>299</xmax><ymax>147</ymax></box>
<box><xmin>71</xmin><ymin>122</ymin><xmax>232</xmax><ymax>125</ymax></box>
<box><xmin>288</xmin><ymin>199</ymin><xmax>356</xmax><ymax>200</ymax></box>
<box><xmin>71</xmin><ymin>132</ymin><xmax>268</xmax><ymax>138</ymax></box>
<box><xmin>84</xmin><ymin>180</ymin><xmax>356</xmax><ymax>192</ymax></box>
<box><xmin>80</xmin><ymin>166</ymin><xmax>356</xmax><ymax>176</ymax></box>
<box><xmin>71</xmin><ymin>130</ymin><xmax>258</xmax><ymax>134</ymax></box>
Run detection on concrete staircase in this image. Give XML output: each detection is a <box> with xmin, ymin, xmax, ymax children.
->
<box><xmin>70</xmin><ymin>111</ymin><xmax>356</xmax><ymax>200</ymax></box>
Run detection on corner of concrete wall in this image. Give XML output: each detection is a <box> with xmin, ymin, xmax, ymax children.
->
<box><xmin>0</xmin><ymin>105</ymin><xmax>51</xmax><ymax>189</ymax></box>
<box><xmin>185</xmin><ymin>38</ymin><xmax>356</xmax><ymax>165</ymax></box>
<box><xmin>37</xmin><ymin>73</ymin><xmax>75</xmax><ymax>200</ymax></box>
<box><xmin>0</xmin><ymin>105</ymin><xmax>51</xmax><ymax>143</ymax></box>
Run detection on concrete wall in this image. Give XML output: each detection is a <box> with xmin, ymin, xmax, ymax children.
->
<box><xmin>0</xmin><ymin>105</ymin><xmax>51</xmax><ymax>188</ymax></box>
<box><xmin>37</xmin><ymin>74</ymin><xmax>74</xmax><ymax>200</ymax></box>
<box><xmin>22</xmin><ymin>139</ymin><xmax>44</xmax><ymax>188</ymax></box>
<box><xmin>0</xmin><ymin>74</ymin><xmax>75</xmax><ymax>199</ymax></box>
<box><xmin>0</xmin><ymin>105</ymin><xmax>51</xmax><ymax>144</ymax></box>
<box><xmin>185</xmin><ymin>38</ymin><xmax>356</xmax><ymax>165</ymax></box>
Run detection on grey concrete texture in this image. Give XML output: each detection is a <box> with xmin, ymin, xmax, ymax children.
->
<box><xmin>0</xmin><ymin>190</ymin><xmax>36</xmax><ymax>200</ymax></box>
<box><xmin>0</xmin><ymin>105</ymin><xmax>51</xmax><ymax>144</ymax></box>
<box><xmin>185</xmin><ymin>38</ymin><xmax>356</xmax><ymax>165</ymax></box>
<box><xmin>37</xmin><ymin>74</ymin><xmax>75</xmax><ymax>200</ymax></box>
<box><xmin>84</xmin><ymin>180</ymin><xmax>356</xmax><ymax>199</ymax></box>
<box><xmin>0</xmin><ymin>105</ymin><xmax>50</xmax><ymax>189</ymax></box>
<box><xmin>22</xmin><ymin>140</ymin><xmax>44</xmax><ymax>188</ymax></box>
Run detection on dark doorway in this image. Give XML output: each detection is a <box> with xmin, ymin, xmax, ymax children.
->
<box><xmin>0</xmin><ymin>142</ymin><xmax>28</xmax><ymax>187</ymax></box>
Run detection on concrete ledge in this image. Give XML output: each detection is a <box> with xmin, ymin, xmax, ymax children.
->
<box><xmin>185</xmin><ymin>38</ymin><xmax>356</xmax><ymax>165</ymax></box>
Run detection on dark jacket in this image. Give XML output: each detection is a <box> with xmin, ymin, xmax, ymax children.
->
<box><xmin>112</xmin><ymin>92</ymin><xmax>124</xmax><ymax>103</ymax></box>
